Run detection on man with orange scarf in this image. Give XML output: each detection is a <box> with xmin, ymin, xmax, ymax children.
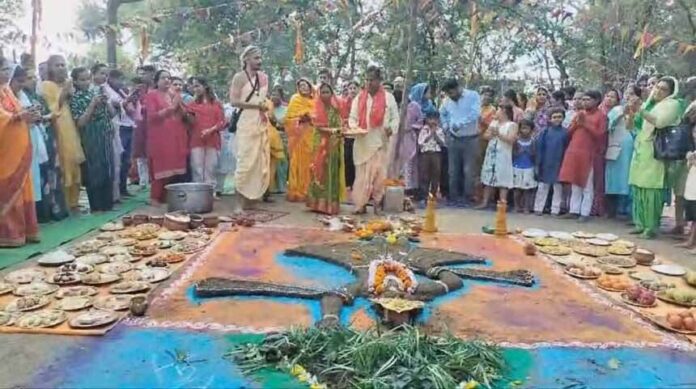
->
<box><xmin>349</xmin><ymin>65</ymin><xmax>400</xmax><ymax>215</ymax></box>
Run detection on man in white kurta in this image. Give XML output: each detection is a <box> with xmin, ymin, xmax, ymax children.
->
<box><xmin>349</xmin><ymin>66</ymin><xmax>400</xmax><ymax>215</ymax></box>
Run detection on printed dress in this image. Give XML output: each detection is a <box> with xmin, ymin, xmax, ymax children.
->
<box><xmin>480</xmin><ymin>121</ymin><xmax>514</xmax><ymax>188</ymax></box>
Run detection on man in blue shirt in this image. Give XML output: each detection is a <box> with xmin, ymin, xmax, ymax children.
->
<box><xmin>439</xmin><ymin>78</ymin><xmax>482</xmax><ymax>206</ymax></box>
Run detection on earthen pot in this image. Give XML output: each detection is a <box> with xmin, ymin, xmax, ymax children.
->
<box><xmin>133</xmin><ymin>214</ymin><xmax>150</xmax><ymax>226</ymax></box>
<box><xmin>189</xmin><ymin>214</ymin><xmax>204</xmax><ymax>229</ymax></box>
<box><xmin>129</xmin><ymin>296</ymin><xmax>148</xmax><ymax>317</ymax></box>
<box><xmin>150</xmin><ymin>215</ymin><xmax>164</xmax><ymax>226</ymax></box>
<box><xmin>121</xmin><ymin>215</ymin><xmax>133</xmax><ymax>227</ymax></box>
<box><xmin>203</xmin><ymin>214</ymin><xmax>219</xmax><ymax>228</ymax></box>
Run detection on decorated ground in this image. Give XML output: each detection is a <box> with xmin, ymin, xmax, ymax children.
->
<box><xmin>1</xmin><ymin>201</ymin><xmax>696</xmax><ymax>388</ymax></box>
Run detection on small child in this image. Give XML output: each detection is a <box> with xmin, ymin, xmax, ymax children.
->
<box><xmin>679</xmin><ymin>119</ymin><xmax>696</xmax><ymax>253</ymax></box>
<box><xmin>533</xmin><ymin>108</ymin><xmax>569</xmax><ymax>216</ymax></box>
<box><xmin>476</xmin><ymin>105</ymin><xmax>517</xmax><ymax>209</ymax></box>
<box><xmin>418</xmin><ymin>111</ymin><xmax>446</xmax><ymax>200</ymax></box>
<box><xmin>513</xmin><ymin>119</ymin><xmax>537</xmax><ymax>213</ymax></box>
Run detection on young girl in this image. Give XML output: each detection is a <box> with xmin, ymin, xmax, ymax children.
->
<box><xmin>418</xmin><ymin>111</ymin><xmax>446</xmax><ymax>200</ymax></box>
<box><xmin>513</xmin><ymin>119</ymin><xmax>537</xmax><ymax>213</ymax></box>
<box><xmin>476</xmin><ymin>105</ymin><xmax>517</xmax><ymax>209</ymax></box>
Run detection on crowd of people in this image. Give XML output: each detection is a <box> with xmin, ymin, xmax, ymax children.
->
<box><xmin>1</xmin><ymin>47</ymin><xmax>695</xmax><ymax>257</ymax></box>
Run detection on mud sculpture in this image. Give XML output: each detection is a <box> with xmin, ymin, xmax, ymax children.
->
<box><xmin>194</xmin><ymin>238</ymin><xmax>535</xmax><ymax>327</ymax></box>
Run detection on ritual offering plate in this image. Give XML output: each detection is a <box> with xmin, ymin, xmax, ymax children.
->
<box><xmin>100</xmin><ymin>222</ymin><xmax>125</xmax><ymax>232</ymax></box>
<box><xmin>370</xmin><ymin>297</ymin><xmax>424</xmax><ymax>313</ymax></box>
<box><xmin>342</xmin><ymin>127</ymin><xmax>369</xmax><ymax>137</ymax></box>
<box><xmin>171</xmin><ymin>239</ymin><xmax>206</xmax><ymax>254</ymax></box>
<box><xmin>651</xmin><ymin>264</ymin><xmax>686</xmax><ymax>277</ymax></box>
<box><xmin>607</xmin><ymin>245</ymin><xmax>634</xmax><ymax>256</ymax></box>
<box><xmin>69</xmin><ymin>309</ymin><xmax>119</xmax><ymax>329</ymax></box>
<box><xmin>534</xmin><ymin>237</ymin><xmax>559</xmax><ymax>246</ymax></box>
<box><xmin>37</xmin><ymin>250</ymin><xmax>75</xmax><ymax>266</ymax></box>
<box><xmin>687</xmin><ymin>271</ymin><xmax>696</xmax><ymax>287</ymax></box>
<box><xmin>0</xmin><ymin>311</ymin><xmax>14</xmax><ymax>326</ymax></box>
<box><xmin>621</xmin><ymin>292</ymin><xmax>657</xmax><ymax>308</ymax></box>
<box><xmin>633</xmin><ymin>249</ymin><xmax>655</xmax><ymax>265</ymax></box>
<box><xmin>93</xmin><ymin>295</ymin><xmax>138</xmax><ymax>311</ymax></box>
<box><xmin>71</xmin><ymin>239</ymin><xmax>107</xmax><ymax>255</ymax></box>
<box><xmin>13</xmin><ymin>282</ymin><xmax>58</xmax><ymax>296</ymax></box>
<box><xmin>96</xmin><ymin>231</ymin><xmax>116</xmax><ymax>241</ymax></box>
<box><xmin>572</xmin><ymin>231</ymin><xmax>596</xmax><ymax>239</ymax></box>
<box><xmin>112</xmin><ymin>238</ymin><xmax>136</xmax><ymax>247</ymax></box>
<box><xmin>0</xmin><ymin>281</ymin><xmax>14</xmax><ymax>295</ymax></box>
<box><xmin>5</xmin><ymin>268</ymin><xmax>46</xmax><ymax>284</ymax></box>
<box><xmin>596</xmin><ymin>233</ymin><xmax>619</xmax><ymax>242</ymax></box>
<box><xmin>55</xmin><ymin>296</ymin><xmax>92</xmax><ymax>311</ymax></box>
<box><xmin>144</xmin><ymin>258</ymin><xmax>169</xmax><ymax>268</ymax></box>
<box><xmin>598</xmin><ymin>264</ymin><xmax>624</xmax><ymax>275</ymax></box>
<box><xmin>81</xmin><ymin>272</ymin><xmax>121</xmax><ymax>285</ymax></box>
<box><xmin>597</xmin><ymin>256</ymin><xmax>637</xmax><ymax>268</ymax></box>
<box><xmin>4</xmin><ymin>296</ymin><xmax>51</xmax><ymax>312</ymax></box>
<box><xmin>158</xmin><ymin>231</ymin><xmax>187</xmax><ymax>241</ymax></box>
<box><xmin>100</xmin><ymin>245</ymin><xmax>130</xmax><ymax>257</ymax></box>
<box><xmin>587</xmin><ymin>238</ymin><xmax>611</xmax><ymax>247</ymax></box>
<box><xmin>47</xmin><ymin>272</ymin><xmax>81</xmax><ymax>285</ymax></box>
<box><xmin>58</xmin><ymin>262</ymin><xmax>94</xmax><ymax>274</ymax></box>
<box><xmin>565</xmin><ymin>264</ymin><xmax>602</xmax><ymax>279</ymax></box>
<box><xmin>539</xmin><ymin>245</ymin><xmax>571</xmax><ymax>256</ymax></box>
<box><xmin>111</xmin><ymin>253</ymin><xmax>139</xmax><ymax>263</ymax></box>
<box><xmin>129</xmin><ymin>245</ymin><xmax>158</xmax><ymax>257</ymax></box>
<box><xmin>596</xmin><ymin>275</ymin><xmax>631</xmax><ymax>292</ymax></box>
<box><xmin>76</xmin><ymin>253</ymin><xmax>109</xmax><ymax>266</ymax></box>
<box><xmin>56</xmin><ymin>285</ymin><xmax>99</xmax><ymax>299</ymax></box>
<box><xmin>640</xmin><ymin>279</ymin><xmax>676</xmax><ymax>292</ymax></box>
<box><xmin>649</xmin><ymin>310</ymin><xmax>696</xmax><ymax>334</ymax></box>
<box><xmin>522</xmin><ymin>228</ymin><xmax>548</xmax><ymax>238</ymax></box>
<box><xmin>572</xmin><ymin>243</ymin><xmax>607</xmax><ymax>257</ymax></box>
<box><xmin>628</xmin><ymin>271</ymin><xmax>658</xmax><ymax>282</ymax></box>
<box><xmin>97</xmin><ymin>261</ymin><xmax>133</xmax><ymax>275</ymax></box>
<box><xmin>156</xmin><ymin>252</ymin><xmax>186</xmax><ymax>264</ymax></box>
<box><xmin>110</xmin><ymin>281</ymin><xmax>150</xmax><ymax>294</ymax></box>
<box><xmin>613</xmin><ymin>239</ymin><xmax>636</xmax><ymax>248</ymax></box>
<box><xmin>549</xmin><ymin>231</ymin><xmax>575</xmax><ymax>241</ymax></box>
<box><xmin>156</xmin><ymin>240</ymin><xmax>173</xmax><ymax>249</ymax></box>
<box><xmin>16</xmin><ymin>309</ymin><xmax>66</xmax><ymax>329</ymax></box>
<box><xmin>130</xmin><ymin>268</ymin><xmax>170</xmax><ymax>283</ymax></box>
<box><xmin>657</xmin><ymin>289</ymin><xmax>696</xmax><ymax>307</ymax></box>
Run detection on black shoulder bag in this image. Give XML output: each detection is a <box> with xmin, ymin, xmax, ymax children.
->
<box><xmin>228</xmin><ymin>72</ymin><xmax>260</xmax><ymax>133</ymax></box>
<box><xmin>653</xmin><ymin>118</ymin><xmax>694</xmax><ymax>161</ymax></box>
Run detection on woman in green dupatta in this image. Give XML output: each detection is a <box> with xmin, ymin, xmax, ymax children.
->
<box><xmin>69</xmin><ymin>67</ymin><xmax>115</xmax><ymax>212</ymax></box>
<box><xmin>629</xmin><ymin>77</ymin><xmax>682</xmax><ymax>238</ymax></box>
<box><xmin>306</xmin><ymin>82</ymin><xmax>346</xmax><ymax>215</ymax></box>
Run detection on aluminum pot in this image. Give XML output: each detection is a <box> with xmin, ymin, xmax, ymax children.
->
<box><xmin>165</xmin><ymin>183</ymin><xmax>214</xmax><ymax>214</ymax></box>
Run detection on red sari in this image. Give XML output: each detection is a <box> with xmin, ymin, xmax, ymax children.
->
<box><xmin>0</xmin><ymin>86</ymin><xmax>39</xmax><ymax>246</ymax></box>
<box><xmin>144</xmin><ymin>90</ymin><xmax>189</xmax><ymax>202</ymax></box>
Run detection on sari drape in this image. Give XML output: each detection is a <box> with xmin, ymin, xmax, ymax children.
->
<box><xmin>0</xmin><ymin>86</ymin><xmax>39</xmax><ymax>246</ymax></box>
<box><xmin>285</xmin><ymin>92</ymin><xmax>315</xmax><ymax>202</ymax></box>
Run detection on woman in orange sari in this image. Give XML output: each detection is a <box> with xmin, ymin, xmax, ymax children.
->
<box><xmin>284</xmin><ymin>78</ymin><xmax>315</xmax><ymax>202</ymax></box>
<box><xmin>0</xmin><ymin>58</ymin><xmax>40</xmax><ymax>246</ymax></box>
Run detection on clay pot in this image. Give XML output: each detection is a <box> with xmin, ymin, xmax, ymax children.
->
<box><xmin>203</xmin><ymin>214</ymin><xmax>219</xmax><ymax>228</ymax></box>
<box><xmin>133</xmin><ymin>214</ymin><xmax>150</xmax><ymax>226</ymax></box>
<box><xmin>189</xmin><ymin>214</ymin><xmax>204</xmax><ymax>229</ymax></box>
<box><xmin>523</xmin><ymin>242</ymin><xmax>537</xmax><ymax>256</ymax></box>
<box><xmin>150</xmin><ymin>215</ymin><xmax>164</xmax><ymax>226</ymax></box>
<box><xmin>129</xmin><ymin>296</ymin><xmax>148</xmax><ymax>317</ymax></box>
<box><xmin>121</xmin><ymin>216</ymin><xmax>133</xmax><ymax>227</ymax></box>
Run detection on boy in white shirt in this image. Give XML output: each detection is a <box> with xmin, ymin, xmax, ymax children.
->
<box><xmin>418</xmin><ymin>111</ymin><xmax>446</xmax><ymax>201</ymax></box>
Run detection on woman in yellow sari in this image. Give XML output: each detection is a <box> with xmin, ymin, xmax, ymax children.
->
<box><xmin>284</xmin><ymin>78</ymin><xmax>315</xmax><ymax>202</ymax></box>
<box><xmin>0</xmin><ymin>58</ymin><xmax>40</xmax><ymax>246</ymax></box>
<box><xmin>41</xmin><ymin>55</ymin><xmax>85</xmax><ymax>210</ymax></box>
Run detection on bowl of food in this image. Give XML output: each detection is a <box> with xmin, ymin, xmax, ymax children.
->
<box><xmin>633</xmin><ymin>248</ymin><xmax>655</xmax><ymax>265</ymax></box>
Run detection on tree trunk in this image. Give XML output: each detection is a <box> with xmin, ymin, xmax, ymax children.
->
<box><xmin>106</xmin><ymin>0</ymin><xmax>143</xmax><ymax>67</ymax></box>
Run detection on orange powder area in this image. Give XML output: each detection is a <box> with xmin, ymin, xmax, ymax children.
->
<box><xmin>147</xmin><ymin>228</ymin><xmax>663</xmax><ymax>344</ymax></box>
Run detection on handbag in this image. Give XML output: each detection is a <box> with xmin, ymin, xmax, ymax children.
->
<box><xmin>653</xmin><ymin>123</ymin><xmax>694</xmax><ymax>161</ymax></box>
<box><xmin>228</xmin><ymin>72</ymin><xmax>260</xmax><ymax>133</ymax></box>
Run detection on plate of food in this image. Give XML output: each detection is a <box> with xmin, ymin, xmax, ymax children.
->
<box><xmin>112</xmin><ymin>238</ymin><xmax>137</xmax><ymax>247</ymax></box>
<box><xmin>564</xmin><ymin>264</ymin><xmax>603</xmax><ymax>279</ymax></box>
<box><xmin>96</xmin><ymin>231</ymin><xmax>117</xmax><ymax>241</ymax></box>
<box><xmin>687</xmin><ymin>271</ymin><xmax>696</xmax><ymax>287</ymax></box>
<box><xmin>81</xmin><ymin>272</ymin><xmax>121</xmax><ymax>285</ymax></box>
<box><xmin>158</xmin><ymin>231</ymin><xmax>187</xmax><ymax>241</ymax></box>
<box><xmin>4</xmin><ymin>296</ymin><xmax>51</xmax><ymax>312</ymax></box>
<box><xmin>0</xmin><ymin>281</ymin><xmax>13</xmax><ymax>295</ymax></box>
<box><xmin>75</xmin><ymin>253</ymin><xmax>109</xmax><ymax>266</ymax></box>
<box><xmin>56</xmin><ymin>285</ymin><xmax>99</xmax><ymax>299</ymax></box>
<box><xmin>100</xmin><ymin>246</ymin><xmax>130</xmax><ymax>257</ymax></box>
<box><xmin>651</xmin><ymin>264</ymin><xmax>686</xmax><ymax>277</ymax></box>
<box><xmin>607</xmin><ymin>245</ymin><xmax>633</xmax><ymax>256</ymax></box>
<box><xmin>0</xmin><ymin>311</ymin><xmax>15</xmax><ymax>326</ymax></box>
<box><xmin>549</xmin><ymin>231</ymin><xmax>575</xmax><ymax>241</ymax></box>
<box><xmin>648</xmin><ymin>310</ymin><xmax>696</xmax><ymax>334</ymax></box>
<box><xmin>539</xmin><ymin>245</ymin><xmax>572</xmax><ymax>256</ymax></box>
<box><xmin>572</xmin><ymin>243</ymin><xmax>607</xmax><ymax>257</ymax></box>
<box><xmin>16</xmin><ymin>309</ymin><xmax>67</xmax><ymax>329</ymax></box>
<box><xmin>522</xmin><ymin>228</ymin><xmax>548</xmax><ymax>238</ymax></box>
<box><xmin>71</xmin><ymin>239</ymin><xmax>107</xmax><ymax>255</ymax></box>
<box><xmin>572</xmin><ymin>231</ymin><xmax>596</xmax><ymax>239</ymax></box>
<box><xmin>69</xmin><ymin>309</ymin><xmax>120</xmax><ymax>329</ymax></box>
<box><xmin>111</xmin><ymin>253</ymin><xmax>140</xmax><ymax>263</ymax></box>
<box><xmin>58</xmin><ymin>262</ymin><xmax>94</xmax><ymax>274</ymax></box>
<box><xmin>13</xmin><ymin>281</ymin><xmax>59</xmax><ymax>296</ymax></box>
<box><xmin>533</xmin><ymin>237</ymin><xmax>559</xmax><ymax>247</ymax></box>
<box><xmin>596</xmin><ymin>275</ymin><xmax>632</xmax><ymax>292</ymax></box>
<box><xmin>156</xmin><ymin>252</ymin><xmax>186</xmax><ymax>264</ymax></box>
<box><xmin>100</xmin><ymin>222</ymin><xmax>125</xmax><ymax>232</ymax></box>
<box><xmin>171</xmin><ymin>239</ymin><xmax>206</xmax><ymax>254</ymax></box>
<box><xmin>144</xmin><ymin>258</ymin><xmax>169</xmax><ymax>268</ymax></box>
<box><xmin>110</xmin><ymin>281</ymin><xmax>150</xmax><ymax>294</ymax></box>
<box><xmin>628</xmin><ymin>271</ymin><xmax>658</xmax><ymax>282</ymax></box>
<box><xmin>5</xmin><ymin>268</ymin><xmax>46</xmax><ymax>284</ymax></box>
<box><xmin>621</xmin><ymin>285</ymin><xmax>657</xmax><ymax>307</ymax></box>
<box><xmin>93</xmin><ymin>295</ymin><xmax>139</xmax><ymax>311</ymax></box>
<box><xmin>130</xmin><ymin>268</ymin><xmax>171</xmax><ymax>284</ymax></box>
<box><xmin>128</xmin><ymin>245</ymin><xmax>158</xmax><ymax>257</ymax></box>
<box><xmin>55</xmin><ymin>296</ymin><xmax>92</xmax><ymax>311</ymax></box>
<box><xmin>37</xmin><ymin>250</ymin><xmax>75</xmax><ymax>266</ymax></box>
<box><xmin>657</xmin><ymin>288</ymin><xmax>696</xmax><ymax>307</ymax></box>
<box><xmin>598</xmin><ymin>264</ymin><xmax>624</xmax><ymax>275</ymax></box>
<box><xmin>46</xmin><ymin>272</ymin><xmax>81</xmax><ymax>285</ymax></box>
<box><xmin>587</xmin><ymin>238</ymin><xmax>611</xmax><ymax>247</ymax></box>
<box><xmin>596</xmin><ymin>233</ymin><xmax>619</xmax><ymax>242</ymax></box>
<box><xmin>640</xmin><ymin>279</ymin><xmax>676</xmax><ymax>292</ymax></box>
<box><xmin>613</xmin><ymin>239</ymin><xmax>636</xmax><ymax>248</ymax></box>
<box><xmin>597</xmin><ymin>256</ymin><xmax>637</xmax><ymax>268</ymax></box>
<box><xmin>97</xmin><ymin>261</ymin><xmax>133</xmax><ymax>275</ymax></box>
<box><xmin>633</xmin><ymin>248</ymin><xmax>655</xmax><ymax>265</ymax></box>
